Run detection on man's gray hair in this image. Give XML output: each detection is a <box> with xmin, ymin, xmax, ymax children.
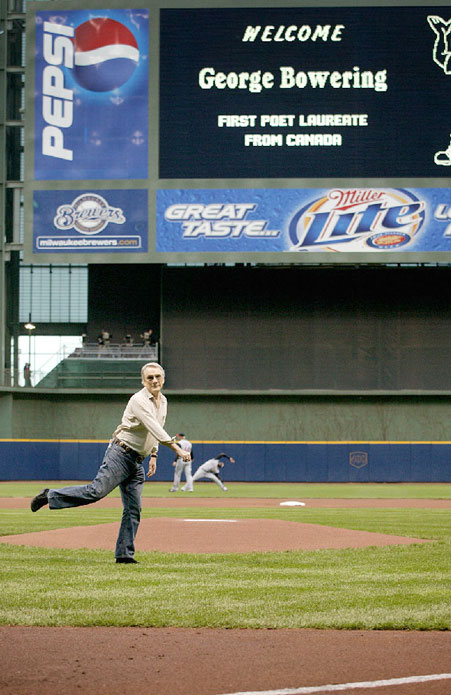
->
<box><xmin>141</xmin><ymin>362</ymin><xmax>165</xmax><ymax>379</ymax></box>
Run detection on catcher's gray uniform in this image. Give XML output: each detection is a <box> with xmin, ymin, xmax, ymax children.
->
<box><xmin>184</xmin><ymin>453</ymin><xmax>234</xmax><ymax>491</ymax></box>
<box><xmin>170</xmin><ymin>437</ymin><xmax>193</xmax><ymax>491</ymax></box>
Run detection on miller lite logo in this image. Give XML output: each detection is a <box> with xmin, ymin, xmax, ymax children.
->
<box><xmin>53</xmin><ymin>193</ymin><xmax>126</xmax><ymax>235</ymax></box>
<box><xmin>288</xmin><ymin>188</ymin><xmax>425</xmax><ymax>251</ymax></box>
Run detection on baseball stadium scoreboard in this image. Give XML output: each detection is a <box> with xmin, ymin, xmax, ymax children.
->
<box><xmin>24</xmin><ymin>0</ymin><xmax>451</xmax><ymax>264</ymax></box>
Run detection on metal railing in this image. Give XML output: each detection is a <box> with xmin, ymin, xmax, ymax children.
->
<box><xmin>56</xmin><ymin>374</ymin><xmax>142</xmax><ymax>387</ymax></box>
<box><xmin>67</xmin><ymin>343</ymin><xmax>159</xmax><ymax>360</ymax></box>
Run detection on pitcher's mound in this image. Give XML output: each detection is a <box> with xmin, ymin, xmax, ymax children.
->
<box><xmin>0</xmin><ymin>517</ymin><xmax>430</xmax><ymax>554</ymax></box>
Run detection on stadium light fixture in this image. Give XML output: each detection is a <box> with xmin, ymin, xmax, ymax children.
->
<box><xmin>24</xmin><ymin>314</ymin><xmax>36</xmax><ymax>367</ymax></box>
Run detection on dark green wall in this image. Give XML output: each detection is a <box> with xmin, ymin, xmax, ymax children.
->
<box><xmin>161</xmin><ymin>266</ymin><xmax>451</xmax><ymax>391</ymax></box>
<box><xmin>1</xmin><ymin>389</ymin><xmax>450</xmax><ymax>442</ymax></box>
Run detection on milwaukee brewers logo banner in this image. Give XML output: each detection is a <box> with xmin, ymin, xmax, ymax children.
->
<box><xmin>33</xmin><ymin>190</ymin><xmax>148</xmax><ymax>253</ymax></box>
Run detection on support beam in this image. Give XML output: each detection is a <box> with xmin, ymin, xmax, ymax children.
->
<box><xmin>0</xmin><ymin>0</ymin><xmax>8</xmax><ymax>386</ymax></box>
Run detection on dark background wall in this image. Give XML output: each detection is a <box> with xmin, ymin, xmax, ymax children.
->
<box><xmin>88</xmin><ymin>264</ymin><xmax>161</xmax><ymax>345</ymax></box>
<box><xmin>160</xmin><ymin>265</ymin><xmax>451</xmax><ymax>391</ymax></box>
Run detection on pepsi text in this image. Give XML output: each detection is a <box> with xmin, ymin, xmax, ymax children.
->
<box><xmin>42</xmin><ymin>22</ymin><xmax>74</xmax><ymax>161</ymax></box>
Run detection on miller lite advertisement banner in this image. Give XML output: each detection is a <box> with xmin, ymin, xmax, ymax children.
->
<box><xmin>34</xmin><ymin>8</ymin><xmax>148</xmax><ymax>180</ymax></box>
<box><xmin>33</xmin><ymin>190</ymin><xmax>148</xmax><ymax>253</ymax></box>
<box><xmin>157</xmin><ymin>188</ymin><xmax>451</xmax><ymax>254</ymax></box>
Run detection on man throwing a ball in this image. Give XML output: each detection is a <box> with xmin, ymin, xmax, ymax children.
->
<box><xmin>30</xmin><ymin>362</ymin><xmax>190</xmax><ymax>564</ymax></box>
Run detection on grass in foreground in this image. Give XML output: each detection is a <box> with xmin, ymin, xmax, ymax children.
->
<box><xmin>0</xmin><ymin>542</ymin><xmax>449</xmax><ymax>630</ymax></box>
<box><xmin>0</xmin><ymin>505</ymin><xmax>450</xmax><ymax>630</ymax></box>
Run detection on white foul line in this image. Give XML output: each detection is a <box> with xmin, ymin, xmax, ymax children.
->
<box><xmin>219</xmin><ymin>673</ymin><xmax>451</xmax><ymax>695</ymax></box>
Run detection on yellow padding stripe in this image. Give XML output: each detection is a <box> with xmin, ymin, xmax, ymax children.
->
<box><xmin>0</xmin><ymin>438</ymin><xmax>110</xmax><ymax>444</ymax></box>
<box><xmin>1</xmin><ymin>439</ymin><xmax>451</xmax><ymax>445</ymax></box>
<box><xmin>197</xmin><ymin>440</ymin><xmax>451</xmax><ymax>445</ymax></box>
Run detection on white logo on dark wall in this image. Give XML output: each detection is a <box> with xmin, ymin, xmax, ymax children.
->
<box><xmin>428</xmin><ymin>15</ymin><xmax>451</xmax><ymax>75</ymax></box>
<box><xmin>428</xmin><ymin>16</ymin><xmax>451</xmax><ymax>167</ymax></box>
<box><xmin>53</xmin><ymin>193</ymin><xmax>126</xmax><ymax>235</ymax></box>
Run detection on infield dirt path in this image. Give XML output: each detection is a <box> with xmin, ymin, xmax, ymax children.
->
<box><xmin>0</xmin><ymin>496</ymin><xmax>436</xmax><ymax>553</ymax></box>
<box><xmin>0</xmin><ymin>516</ymin><xmax>431</xmax><ymax>553</ymax></box>
<box><xmin>1</xmin><ymin>627</ymin><xmax>450</xmax><ymax>695</ymax></box>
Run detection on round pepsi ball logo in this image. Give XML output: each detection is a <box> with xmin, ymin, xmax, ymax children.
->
<box><xmin>73</xmin><ymin>18</ymin><xmax>139</xmax><ymax>92</ymax></box>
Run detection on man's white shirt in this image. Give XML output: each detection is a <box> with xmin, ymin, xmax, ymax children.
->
<box><xmin>112</xmin><ymin>387</ymin><xmax>173</xmax><ymax>456</ymax></box>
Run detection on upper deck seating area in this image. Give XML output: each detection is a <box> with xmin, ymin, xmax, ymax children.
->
<box><xmin>36</xmin><ymin>344</ymin><xmax>159</xmax><ymax>388</ymax></box>
<box><xmin>68</xmin><ymin>343</ymin><xmax>158</xmax><ymax>361</ymax></box>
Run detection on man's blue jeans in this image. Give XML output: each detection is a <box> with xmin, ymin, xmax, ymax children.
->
<box><xmin>48</xmin><ymin>442</ymin><xmax>145</xmax><ymax>560</ymax></box>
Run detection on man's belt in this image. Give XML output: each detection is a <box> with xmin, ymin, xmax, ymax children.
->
<box><xmin>112</xmin><ymin>438</ymin><xmax>144</xmax><ymax>463</ymax></box>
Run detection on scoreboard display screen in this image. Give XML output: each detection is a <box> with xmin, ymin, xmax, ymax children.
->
<box><xmin>24</xmin><ymin>0</ymin><xmax>451</xmax><ymax>264</ymax></box>
<box><xmin>159</xmin><ymin>6</ymin><xmax>448</xmax><ymax>180</ymax></box>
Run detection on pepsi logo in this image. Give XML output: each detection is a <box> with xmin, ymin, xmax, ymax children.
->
<box><xmin>73</xmin><ymin>18</ymin><xmax>139</xmax><ymax>92</ymax></box>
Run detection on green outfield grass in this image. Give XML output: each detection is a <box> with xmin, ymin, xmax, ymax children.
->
<box><xmin>0</xmin><ymin>483</ymin><xmax>450</xmax><ymax>630</ymax></box>
<box><xmin>2</xmin><ymin>481</ymin><xmax>451</xmax><ymax>499</ymax></box>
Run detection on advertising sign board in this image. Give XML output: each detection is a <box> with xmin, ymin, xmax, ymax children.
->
<box><xmin>34</xmin><ymin>8</ymin><xmax>148</xmax><ymax>180</ymax></box>
<box><xmin>24</xmin><ymin>1</ymin><xmax>451</xmax><ymax>264</ymax></box>
<box><xmin>33</xmin><ymin>189</ymin><xmax>148</xmax><ymax>253</ymax></box>
<box><xmin>156</xmin><ymin>187</ymin><xmax>451</xmax><ymax>254</ymax></box>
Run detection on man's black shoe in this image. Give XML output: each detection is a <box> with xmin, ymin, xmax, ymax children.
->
<box><xmin>116</xmin><ymin>557</ymin><xmax>139</xmax><ymax>564</ymax></box>
<box><xmin>30</xmin><ymin>488</ymin><xmax>49</xmax><ymax>512</ymax></box>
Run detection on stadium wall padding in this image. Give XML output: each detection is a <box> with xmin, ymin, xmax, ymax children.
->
<box><xmin>0</xmin><ymin>439</ymin><xmax>450</xmax><ymax>481</ymax></box>
<box><xmin>2</xmin><ymin>389</ymin><xmax>451</xmax><ymax>481</ymax></box>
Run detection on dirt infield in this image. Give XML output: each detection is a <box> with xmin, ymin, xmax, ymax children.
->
<box><xmin>0</xmin><ymin>496</ymin><xmax>437</xmax><ymax>553</ymax></box>
<box><xmin>0</xmin><ymin>516</ymin><xmax>431</xmax><ymax>553</ymax></box>
<box><xmin>1</xmin><ymin>627</ymin><xmax>450</xmax><ymax>695</ymax></box>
